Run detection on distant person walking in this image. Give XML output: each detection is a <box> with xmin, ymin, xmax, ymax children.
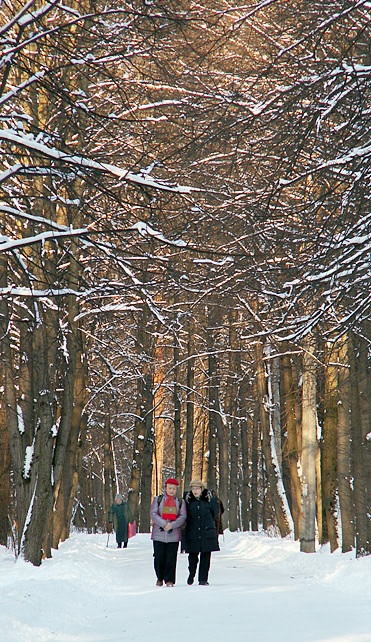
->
<box><xmin>183</xmin><ymin>479</ymin><xmax>219</xmax><ymax>586</ymax></box>
<box><xmin>150</xmin><ymin>478</ymin><xmax>186</xmax><ymax>587</ymax></box>
<box><xmin>108</xmin><ymin>494</ymin><xmax>133</xmax><ymax>549</ymax></box>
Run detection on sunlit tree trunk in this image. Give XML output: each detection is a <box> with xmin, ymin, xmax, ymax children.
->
<box><xmin>173</xmin><ymin>340</ymin><xmax>182</xmax><ymax>482</ymax></box>
<box><xmin>183</xmin><ymin>327</ymin><xmax>194</xmax><ymax>493</ymax></box>
<box><xmin>251</xmin><ymin>404</ymin><xmax>259</xmax><ymax>531</ymax></box>
<box><xmin>357</xmin><ymin>327</ymin><xmax>371</xmax><ymax>555</ymax></box>
<box><xmin>152</xmin><ymin>341</ymin><xmax>165</xmax><ymax>497</ymax></box>
<box><xmin>206</xmin><ymin>307</ymin><xmax>218</xmax><ymax>491</ymax></box>
<box><xmin>321</xmin><ymin>344</ymin><xmax>339</xmax><ymax>551</ymax></box>
<box><xmin>337</xmin><ymin>335</ymin><xmax>354</xmax><ymax>553</ymax></box>
<box><xmin>227</xmin><ymin>313</ymin><xmax>241</xmax><ymax>531</ymax></box>
<box><xmin>300</xmin><ymin>335</ymin><xmax>317</xmax><ymax>553</ymax></box>
<box><xmin>240</xmin><ymin>409</ymin><xmax>250</xmax><ymax>531</ymax></box>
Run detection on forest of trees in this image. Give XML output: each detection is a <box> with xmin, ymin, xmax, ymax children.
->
<box><xmin>0</xmin><ymin>0</ymin><xmax>370</xmax><ymax>566</ymax></box>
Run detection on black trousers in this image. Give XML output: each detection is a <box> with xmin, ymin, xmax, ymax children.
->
<box><xmin>153</xmin><ymin>541</ymin><xmax>179</xmax><ymax>584</ymax></box>
<box><xmin>117</xmin><ymin>540</ymin><xmax>127</xmax><ymax>548</ymax></box>
<box><xmin>188</xmin><ymin>551</ymin><xmax>211</xmax><ymax>583</ymax></box>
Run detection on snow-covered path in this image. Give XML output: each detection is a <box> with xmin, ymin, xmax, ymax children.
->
<box><xmin>0</xmin><ymin>531</ymin><xmax>370</xmax><ymax>642</ymax></box>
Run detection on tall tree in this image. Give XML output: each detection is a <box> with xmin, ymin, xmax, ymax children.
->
<box><xmin>300</xmin><ymin>335</ymin><xmax>317</xmax><ymax>553</ymax></box>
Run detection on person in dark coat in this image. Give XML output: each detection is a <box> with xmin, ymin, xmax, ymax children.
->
<box><xmin>183</xmin><ymin>479</ymin><xmax>219</xmax><ymax>586</ymax></box>
<box><xmin>108</xmin><ymin>493</ymin><xmax>133</xmax><ymax>548</ymax></box>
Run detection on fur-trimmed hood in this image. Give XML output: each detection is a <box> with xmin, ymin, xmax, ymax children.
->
<box><xmin>185</xmin><ymin>488</ymin><xmax>212</xmax><ymax>503</ymax></box>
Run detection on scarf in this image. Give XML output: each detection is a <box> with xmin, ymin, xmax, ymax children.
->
<box><xmin>162</xmin><ymin>495</ymin><xmax>177</xmax><ymax>521</ymax></box>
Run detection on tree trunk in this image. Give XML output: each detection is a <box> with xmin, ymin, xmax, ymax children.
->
<box><xmin>173</xmin><ymin>341</ymin><xmax>182</xmax><ymax>482</ymax></box>
<box><xmin>0</xmin><ymin>360</ymin><xmax>10</xmax><ymax>546</ymax></box>
<box><xmin>357</xmin><ymin>328</ymin><xmax>371</xmax><ymax>555</ymax></box>
<box><xmin>336</xmin><ymin>335</ymin><xmax>354</xmax><ymax>553</ymax></box>
<box><xmin>183</xmin><ymin>328</ymin><xmax>194</xmax><ymax>493</ymax></box>
<box><xmin>321</xmin><ymin>344</ymin><xmax>339</xmax><ymax>551</ymax></box>
<box><xmin>207</xmin><ymin>343</ymin><xmax>218</xmax><ymax>492</ymax></box>
<box><xmin>227</xmin><ymin>314</ymin><xmax>241</xmax><ymax>531</ymax></box>
<box><xmin>152</xmin><ymin>341</ymin><xmax>165</xmax><ymax>497</ymax></box>
<box><xmin>251</xmin><ymin>404</ymin><xmax>259</xmax><ymax>531</ymax></box>
<box><xmin>256</xmin><ymin>341</ymin><xmax>291</xmax><ymax>538</ymax></box>
<box><xmin>0</xmin><ymin>263</ymin><xmax>28</xmax><ymax>553</ymax></box>
<box><xmin>128</xmin><ymin>308</ymin><xmax>154</xmax><ymax>523</ymax></box>
<box><xmin>300</xmin><ymin>335</ymin><xmax>317</xmax><ymax>553</ymax></box>
<box><xmin>280</xmin><ymin>351</ymin><xmax>301</xmax><ymax>539</ymax></box>
<box><xmin>240</xmin><ymin>402</ymin><xmax>250</xmax><ymax>531</ymax></box>
<box><xmin>139</xmin><ymin>386</ymin><xmax>154</xmax><ymax>532</ymax></box>
<box><xmin>349</xmin><ymin>333</ymin><xmax>369</xmax><ymax>556</ymax></box>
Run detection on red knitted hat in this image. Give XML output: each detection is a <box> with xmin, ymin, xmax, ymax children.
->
<box><xmin>165</xmin><ymin>478</ymin><xmax>179</xmax><ymax>486</ymax></box>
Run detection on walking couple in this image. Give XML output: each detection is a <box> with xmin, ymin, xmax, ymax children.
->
<box><xmin>150</xmin><ymin>477</ymin><xmax>220</xmax><ymax>587</ymax></box>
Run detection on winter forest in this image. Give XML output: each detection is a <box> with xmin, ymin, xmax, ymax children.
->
<box><xmin>0</xmin><ymin>0</ymin><xmax>370</xmax><ymax>568</ymax></box>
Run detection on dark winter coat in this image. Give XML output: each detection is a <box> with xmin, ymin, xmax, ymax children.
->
<box><xmin>108</xmin><ymin>502</ymin><xmax>132</xmax><ymax>544</ymax></box>
<box><xmin>183</xmin><ymin>489</ymin><xmax>220</xmax><ymax>554</ymax></box>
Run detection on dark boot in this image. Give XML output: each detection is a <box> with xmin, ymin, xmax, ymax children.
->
<box><xmin>187</xmin><ymin>575</ymin><xmax>194</xmax><ymax>585</ymax></box>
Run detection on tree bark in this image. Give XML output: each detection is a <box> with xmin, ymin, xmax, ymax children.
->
<box><xmin>183</xmin><ymin>328</ymin><xmax>194</xmax><ymax>493</ymax></box>
<box><xmin>256</xmin><ymin>341</ymin><xmax>291</xmax><ymax>538</ymax></box>
<box><xmin>251</xmin><ymin>404</ymin><xmax>259</xmax><ymax>531</ymax></box>
<box><xmin>173</xmin><ymin>340</ymin><xmax>182</xmax><ymax>482</ymax></box>
<box><xmin>280</xmin><ymin>351</ymin><xmax>301</xmax><ymax>539</ymax></box>
<box><xmin>321</xmin><ymin>344</ymin><xmax>339</xmax><ymax>551</ymax></box>
<box><xmin>336</xmin><ymin>335</ymin><xmax>354</xmax><ymax>553</ymax></box>
<box><xmin>300</xmin><ymin>335</ymin><xmax>317</xmax><ymax>553</ymax></box>
<box><xmin>139</xmin><ymin>386</ymin><xmax>154</xmax><ymax>532</ymax></box>
<box><xmin>349</xmin><ymin>332</ymin><xmax>369</xmax><ymax>556</ymax></box>
<box><xmin>0</xmin><ymin>360</ymin><xmax>10</xmax><ymax>546</ymax></box>
<box><xmin>357</xmin><ymin>328</ymin><xmax>371</xmax><ymax>555</ymax></box>
<box><xmin>227</xmin><ymin>313</ymin><xmax>241</xmax><ymax>531</ymax></box>
<box><xmin>128</xmin><ymin>307</ymin><xmax>154</xmax><ymax>526</ymax></box>
<box><xmin>207</xmin><ymin>358</ymin><xmax>218</xmax><ymax>492</ymax></box>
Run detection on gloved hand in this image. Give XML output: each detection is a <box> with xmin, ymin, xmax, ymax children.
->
<box><xmin>107</xmin><ymin>522</ymin><xmax>113</xmax><ymax>533</ymax></box>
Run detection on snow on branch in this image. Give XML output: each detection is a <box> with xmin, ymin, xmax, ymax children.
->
<box><xmin>0</xmin><ymin>129</ymin><xmax>194</xmax><ymax>194</ymax></box>
<box><xmin>0</xmin><ymin>202</ymin><xmax>72</xmax><ymax>231</ymax></box>
<box><xmin>0</xmin><ymin>227</ymin><xmax>89</xmax><ymax>253</ymax></box>
<box><xmin>0</xmin><ymin>72</ymin><xmax>45</xmax><ymax>108</ymax></box>
<box><xmin>129</xmin><ymin>222</ymin><xmax>186</xmax><ymax>247</ymax></box>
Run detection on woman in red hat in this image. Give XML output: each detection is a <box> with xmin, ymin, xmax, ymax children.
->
<box><xmin>150</xmin><ymin>478</ymin><xmax>186</xmax><ymax>587</ymax></box>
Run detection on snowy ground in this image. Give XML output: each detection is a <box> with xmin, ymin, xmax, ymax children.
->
<box><xmin>0</xmin><ymin>530</ymin><xmax>370</xmax><ymax>642</ymax></box>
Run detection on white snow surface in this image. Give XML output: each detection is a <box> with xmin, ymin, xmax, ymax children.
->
<box><xmin>0</xmin><ymin>530</ymin><xmax>370</xmax><ymax>642</ymax></box>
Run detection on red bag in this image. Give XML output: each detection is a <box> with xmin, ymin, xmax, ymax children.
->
<box><xmin>128</xmin><ymin>520</ymin><xmax>136</xmax><ymax>539</ymax></box>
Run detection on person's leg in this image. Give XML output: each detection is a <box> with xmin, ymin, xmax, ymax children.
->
<box><xmin>117</xmin><ymin>541</ymin><xmax>122</xmax><ymax>548</ymax></box>
<box><xmin>198</xmin><ymin>551</ymin><xmax>211</xmax><ymax>584</ymax></box>
<box><xmin>153</xmin><ymin>541</ymin><xmax>166</xmax><ymax>585</ymax></box>
<box><xmin>163</xmin><ymin>542</ymin><xmax>179</xmax><ymax>585</ymax></box>
<box><xmin>187</xmin><ymin>552</ymin><xmax>199</xmax><ymax>584</ymax></box>
<box><xmin>123</xmin><ymin>541</ymin><xmax>128</xmax><ymax>548</ymax></box>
